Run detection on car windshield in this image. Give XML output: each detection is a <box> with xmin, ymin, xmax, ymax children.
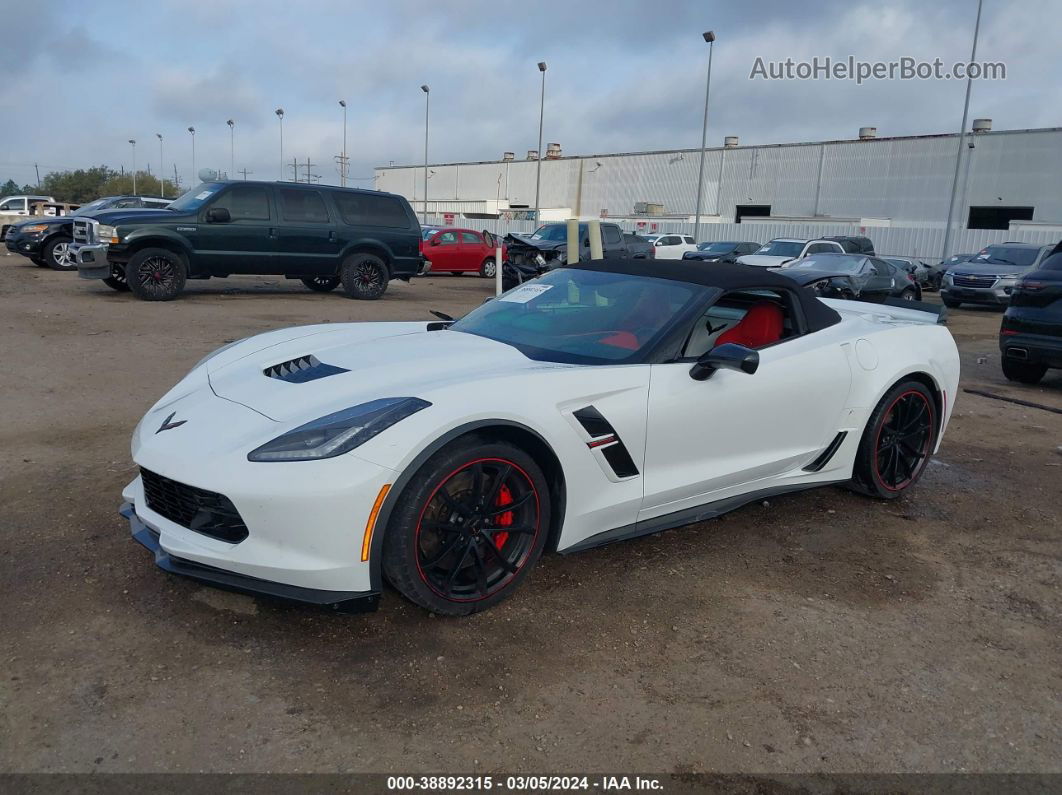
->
<box><xmin>697</xmin><ymin>242</ymin><xmax>737</xmax><ymax>253</ymax></box>
<box><xmin>884</xmin><ymin>258</ymin><xmax>911</xmax><ymax>268</ymax></box>
<box><xmin>166</xmin><ymin>183</ymin><xmax>223</xmax><ymax>212</ymax></box>
<box><xmin>76</xmin><ymin>198</ymin><xmax>115</xmax><ymax>213</ymax></box>
<box><xmin>756</xmin><ymin>241</ymin><xmax>804</xmax><ymax>257</ymax></box>
<box><xmin>530</xmin><ymin>224</ymin><xmax>583</xmax><ymax>241</ymax></box>
<box><xmin>977</xmin><ymin>246</ymin><xmax>1039</xmax><ymax>267</ymax></box>
<box><xmin>450</xmin><ymin>268</ymin><xmax>702</xmax><ymax>364</ymax></box>
<box><xmin>787</xmin><ymin>255</ymin><xmax>866</xmax><ymax>274</ymax></box>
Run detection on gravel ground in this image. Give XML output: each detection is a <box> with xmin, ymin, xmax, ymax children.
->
<box><xmin>1</xmin><ymin>255</ymin><xmax>1060</xmax><ymax>775</ymax></box>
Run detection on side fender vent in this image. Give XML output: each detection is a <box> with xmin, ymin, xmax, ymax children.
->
<box><xmin>573</xmin><ymin>405</ymin><xmax>640</xmax><ymax>478</ymax></box>
<box><xmin>264</xmin><ymin>354</ymin><xmax>349</xmax><ymax>384</ymax></box>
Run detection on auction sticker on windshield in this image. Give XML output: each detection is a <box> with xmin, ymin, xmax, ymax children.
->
<box><xmin>499</xmin><ymin>284</ymin><xmax>553</xmax><ymax>303</ymax></box>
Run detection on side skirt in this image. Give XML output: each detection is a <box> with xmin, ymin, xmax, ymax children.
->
<box><xmin>560</xmin><ymin>480</ymin><xmax>845</xmax><ymax>555</ymax></box>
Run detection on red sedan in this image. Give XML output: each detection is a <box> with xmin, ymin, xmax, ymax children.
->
<box><xmin>421</xmin><ymin>227</ymin><xmax>505</xmax><ymax>277</ymax></box>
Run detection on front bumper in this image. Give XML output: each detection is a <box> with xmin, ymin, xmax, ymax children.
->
<box><xmin>6</xmin><ymin>234</ymin><xmax>43</xmax><ymax>255</ymax></box>
<box><xmin>122</xmin><ymin>503</ymin><xmax>381</xmax><ymax>613</ymax></box>
<box><xmin>941</xmin><ymin>284</ymin><xmax>1014</xmax><ymax>305</ymax></box>
<box><xmin>71</xmin><ymin>242</ymin><xmax>112</xmax><ymax>279</ymax></box>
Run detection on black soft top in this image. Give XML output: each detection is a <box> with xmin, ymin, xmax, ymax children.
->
<box><xmin>570</xmin><ymin>258</ymin><xmax>842</xmax><ymax>332</ymax></box>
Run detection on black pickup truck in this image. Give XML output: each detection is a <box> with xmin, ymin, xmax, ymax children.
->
<box><xmin>70</xmin><ymin>181</ymin><xmax>423</xmax><ymax>301</ymax></box>
<box><xmin>502</xmin><ymin>222</ymin><xmax>653</xmax><ymax>290</ymax></box>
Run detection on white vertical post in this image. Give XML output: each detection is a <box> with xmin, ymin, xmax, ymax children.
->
<box><xmin>588</xmin><ymin>219</ymin><xmax>603</xmax><ymax>260</ymax></box>
<box><xmin>566</xmin><ymin>218</ymin><xmax>579</xmax><ymax>264</ymax></box>
<box><xmin>495</xmin><ymin>247</ymin><xmax>503</xmax><ymax>295</ymax></box>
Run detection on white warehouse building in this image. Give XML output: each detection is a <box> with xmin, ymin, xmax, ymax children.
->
<box><xmin>375</xmin><ymin>124</ymin><xmax>1062</xmax><ymax>258</ymax></box>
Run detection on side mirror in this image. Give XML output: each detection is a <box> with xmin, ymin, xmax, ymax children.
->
<box><xmin>206</xmin><ymin>207</ymin><xmax>231</xmax><ymax>223</ymax></box>
<box><xmin>689</xmin><ymin>343</ymin><xmax>760</xmax><ymax>381</ymax></box>
<box><xmin>430</xmin><ymin>237</ymin><xmax>440</xmax><ymax>246</ymax></box>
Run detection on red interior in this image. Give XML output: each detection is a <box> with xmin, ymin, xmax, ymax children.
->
<box><xmin>715</xmin><ymin>301</ymin><xmax>784</xmax><ymax>349</ymax></box>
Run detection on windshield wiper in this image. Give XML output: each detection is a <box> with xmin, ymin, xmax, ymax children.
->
<box><xmin>429</xmin><ymin>310</ymin><xmax>454</xmax><ymax>322</ymax></box>
<box><xmin>982</xmin><ymin>256</ymin><xmax>1017</xmax><ymax>267</ymax></box>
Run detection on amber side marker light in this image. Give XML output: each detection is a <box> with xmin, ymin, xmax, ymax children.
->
<box><xmin>362</xmin><ymin>484</ymin><xmax>392</xmax><ymax>561</ymax></box>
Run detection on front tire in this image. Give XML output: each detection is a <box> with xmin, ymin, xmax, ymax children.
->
<box><xmin>851</xmin><ymin>381</ymin><xmax>937</xmax><ymax>500</ymax></box>
<box><xmin>941</xmin><ymin>296</ymin><xmax>962</xmax><ymax>308</ymax></box>
<box><xmin>1001</xmin><ymin>358</ymin><xmax>1047</xmax><ymax>384</ymax></box>
<box><xmin>126</xmin><ymin>247</ymin><xmax>186</xmax><ymax>301</ymax></box>
<box><xmin>103</xmin><ymin>265</ymin><xmax>130</xmax><ymax>292</ymax></box>
<box><xmin>383</xmin><ymin>439</ymin><xmax>550</xmax><ymax>616</ymax></box>
<box><xmin>340</xmin><ymin>253</ymin><xmax>389</xmax><ymax>300</ymax></box>
<box><xmin>480</xmin><ymin>258</ymin><xmax>497</xmax><ymax>279</ymax></box>
<box><xmin>899</xmin><ymin>288</ymin><xmax>917</xmax><ymax>301</ymax></box>
<box><xmin>43</xmin><ymin>235</ymin><xmax>76</xmax><ymax>271</ymax></box>
<box><xmin>301</xmin><ymin>275</ymin><xmax>340</xmax><ymax>292</ymax></box>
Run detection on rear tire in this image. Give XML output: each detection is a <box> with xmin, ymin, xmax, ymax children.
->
<box><xmin>480</xmin><ymin>258</ymin><xmax>498</xmax><ymax>279</ymax></box>
<box><xmin>31</xmin><ymin>256</ymin><xmax>47</xmax><ymax>267</ymax></box>
<box><xmin>899</xmin><ymin>288</ymin><xmax>916</xmax><ymax>301</ymax></box>
<box><xmin>340</xmin><ymin>253</ymin><xmax>389</xmax><ymax>300</ymax></box>
<box><xmin>850</xmin><ymin>380</ymin><xmax>937</xmax><ymax>500</ymax></box>
<box><xmin>383</xmin><ymin>439</ymin><xmax>550</xmax><ymax>616</ymax></box>
<box><xmin>941</xmin><ymin>296</ymin><xmax>962</xmax><ymax>308</ymax></box>
<box><xmin>301</xmin><ymin>275</ymin><xmax>340</xmax><ymax>292</ymax></box>
<box><xmin>126</xmin><ymin>247</ymin><xmax>186</xmax><ymax>301</ymax></box>
<box><xmin>43</xmin><ymin>235</ymin><xmax>76</xmax><ymax>271</ymax></box>
<box><xmin>1001</xmin><ymin>358</ymin><xmax>1047</xmax><ymax>384</ymax></box>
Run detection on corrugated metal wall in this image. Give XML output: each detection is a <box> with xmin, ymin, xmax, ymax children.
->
<box><xmin>418</xmin><ymin>214</ymin><xmax>1060</xmax><ymax>262</ymax></box>
<box><xmin>381</xmin><ymin>128</ymin><xmax>1062</xmax><ymax>226</ymax></box>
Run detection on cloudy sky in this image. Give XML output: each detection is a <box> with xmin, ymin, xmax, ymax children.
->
<box><xmin>3</xmin><ymin>0</ymin><xmax>1060</xmax><ymax>192</ymax></box>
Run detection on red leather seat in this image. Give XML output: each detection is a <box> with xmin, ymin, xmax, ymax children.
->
<box><xmin>715</xmin><ymin>302</ymin><xmax>784</xmax><ymax>349</ymax></box>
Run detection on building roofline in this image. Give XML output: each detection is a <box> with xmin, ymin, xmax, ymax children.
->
<box><xmin>375</xmin><ymin>125</ymin><xmax>1062</xmax><ymax>171</ymax></box>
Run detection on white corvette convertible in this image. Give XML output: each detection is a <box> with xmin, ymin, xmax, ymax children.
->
<box><xmin>122</xmin><ymin>260</ymin><xmax>959</xmax><ymax>615</ymax></box>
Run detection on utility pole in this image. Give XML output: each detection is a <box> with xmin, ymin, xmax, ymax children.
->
<box><xmin>942</xmin><ymin>0</ymin><xmax>982</xmax><ymax>261</ymax></box>
<box><xmin>533</xmin><ymin>61</ymin><xmax>547</xmax><ymax>224</ymax></box>
<box><xmin>238</xmin><ymin>168</ymin><xmax>253</xmax><ymax>180</ymax></box>
<box><xmin>693</xmin><ymin>31</ymin><xmax>716</xmax><ymax>243</ymax></box>
<box><xmin>34</xmin><ymin>163</ymin><xmax>40</xmax><ymax>190</ymax></box>
<box><xmin>302</xmin><ymin>157</ymin><xmax>319</xmax><ymax>184</ymax></box>
<box><xmin>338</xmin><ymin>99</ymin><xmax>348</xmax><ymax>187</ymax></box>
<box><xmin>172</xmin><ymin>163</ymin><xmax>181</xmax><ymax>193</ymax></box>
<box><xmin>289</xmin><ymin>157</ymin><xmax>299</xmax><ymax>182</ymax></box>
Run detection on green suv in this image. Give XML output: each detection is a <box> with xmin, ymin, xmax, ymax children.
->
<box><xmin>70</xmin><ymin>181</ymin><xmax>423</xmax><ymax>301</ymax></box>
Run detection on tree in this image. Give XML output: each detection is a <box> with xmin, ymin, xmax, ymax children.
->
<box><xmin>0</xmin><ymin>179</ymin><xmax>20</xmax><ymax>197</ymax></box>
<box><xmin>2</xmin><ymin>167</ymin><xmax>179</xmax><ymax>203</ymax></box>
<box><xmin>99</xmin><ymin>171</ymin><xmax>176</xmax><ymax>198</ymax></box>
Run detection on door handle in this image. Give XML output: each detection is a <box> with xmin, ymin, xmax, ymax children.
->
<box><xmin>269</xmin><ymin>227</ymin><xmax>278</xmax><ymax>238</ymax></box>
<box><xmin>329</xmin><ymin>230</ymin><xmax>336</xmax><ymax>242</ymax></box>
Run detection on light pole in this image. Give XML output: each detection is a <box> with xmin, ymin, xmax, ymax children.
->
<box><xmin>226</xmin><ymin>119</ymin><xmax>235</xmax><ymax>179</ymax></box>
<box><xmin>275</xmin><ymin>108</ymin><xmax>285</xmax><ymax>180</ymax></box>
<box><xmin>941</xmin><ymin>0</ymin><xmax>982</xmax><ymax>261</ymax></box>
<box><xmin>693</xmin><ymin>30</ymin><xmax>716</xmax><ymax>243</ymax></box>
<box><xmin>156</xmin><ymin>133</ymin><xmax>164</xmax><ymax>196</ymax></box>
<box><xmin>533</xmin><ymin>61</ymin><xmax>546</xmax><ymax>225</ymax></box>
<box><xmin>339</xmin><ymin>100</ymin><xmax>347</xmax><ymax>187</ymax></box>
<box><xmin>420</xmin><ymin>85</ymin><xmax>429</xmax><ymax>223</ymax></box>
<box><xmin>128</xmin><ymin>139</ymin><xmax>137</xmax><ymax>194</ymax></box>
<box><xmin>187</xmin><ymin>127</ymin><xmax>196</xmax><ymax>187</ymax></box>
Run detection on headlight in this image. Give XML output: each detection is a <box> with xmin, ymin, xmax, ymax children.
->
<box><xmin>943</xmin><ymin>273</ymin><xmax>954</xmax><ymax>285</ymax></box>
<box><xmin>247</xmin><ymin>397</ymin><xmax>431</xmax><ymax>462</ymax></box>
<box><xmin>535</xmin><ymin>253</ymin><xmax>546</xmax><ymax>266</ymax></box>
<box><xmin>21</xmin><ymin>224</ymin><xmax>49</xmax><ymax>234</ymax></box>
<box><xmin>97</xmin><ymin>224</ymin><xmax>118</xmax><ymax>243</ymax></box>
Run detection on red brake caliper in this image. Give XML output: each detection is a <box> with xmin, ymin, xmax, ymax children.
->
<box><xmin>492</xmin><ymin>484</ymin><xmax>514</xmax><ymax>549</ymax></box>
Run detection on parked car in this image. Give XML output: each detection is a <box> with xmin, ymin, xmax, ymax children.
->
<box><xmin>70</xmin><ymin>181</ymin><xmax>423</xmax><ymax>301</ymax></box>
<box><xmin>822</xmin><ymin>235</ymin><xmax>876</xmax><ymax>255</ymax></box>
<box><xmin>642</xmin><ymin>233</ymin><xmax>697</xmax><ymax>259</ymax></box>
<box><xmin>738</xmin><ymin>238</ymin><xmax>846</xmax><ymax>268</ymax></box>
<box><xmin>0</xmin><ymin>194</ymin><xmax>61</xmax><ymax>241</ymax></box>
<box><xmin>998</xmin><ymin>244</ymin><xmax>1062</xmax><ymax>384</ymax></box>
<box><xmin>882</xmin><ymin>255</ymin><xmax>933</xmax><ymax>290</ymax></box>
<box><xmin>502</xmin><ymin>222</ymin><xmax>653</xmax><ymax>290</ymax></box>
<box><xmin>940</xmin><ymin>242</ymin><xmax>1055</xmax><ymax>308</ymax></box>
<box><xmin>118</xmin><ymin>258</ymin><xmax>959</xmax><ymax>616</ymax></box>
<box><xmin>775</xmin><ymin>253</ymin><xmax>919</xmax><ymax>303</ymax></box>
<box><xmin>421</xmin><ymin>227</ymin><xmax>505</xmax><ymax>278</ymax></box>
<box><xmin>5</xmin><ymin>195</ymin><xmax>171</xmax><ymax>270</ymax></box>
<box><xmin>0</xmin><ymin>194</ymin><xmax>57</xmax><ymax>216</ymax></box>
<box><xmin>682</xmin><ymin>241</ymin><xmax>760</xmax><ymax>263</ymax></box>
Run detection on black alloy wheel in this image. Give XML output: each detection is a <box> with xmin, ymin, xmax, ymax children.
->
<box><xmin>126</xmin><ymin>247</ymin><xmax>186</xmax><ymax>301</ymax></box>
<box><xmin>852</xmin><ymin>381</ymin><xmax>937</xmax><ymax>499</ymax></box>
<box><xmin>340</xmin><ymin>254</ymin><xmax>389</xmax><ymax>300</ymax></box>
<box><xmin>104</xmin><ymin>265</ymin><xmax>130</xmax><ymax>292</ymax></box>
<box><xmin>383</xmin><ymin>440</ymin><xmax>550</xmax><ymax>615</ymax></box>
<box><xmin>301</xmin><ymin>275</ymin><xmax>340</xmax><ymax>292</ymax></box>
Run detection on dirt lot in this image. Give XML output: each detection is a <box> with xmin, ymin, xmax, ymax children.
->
<box><xmin>1</xmin><ymin>254</ymin><xmax>1059</xmax><ymax>776</ymax></box>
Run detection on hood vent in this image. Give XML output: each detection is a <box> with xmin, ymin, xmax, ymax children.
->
<box><xmin>263</xmin><ymin>354</ymin><xmax>349</xmax><ymax>384</ymax></box>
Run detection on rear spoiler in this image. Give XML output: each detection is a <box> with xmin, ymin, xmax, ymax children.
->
<box><xmin>882</xmin><ymin>297</ymin><xmax>949</xmax><ymax>325</ymax></box>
